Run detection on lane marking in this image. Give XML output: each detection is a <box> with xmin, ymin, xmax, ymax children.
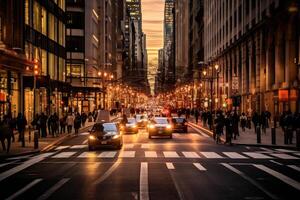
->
<box><xmin>260</xmin><ymin>147</ymin><xmax>273</xmax><ymax>152</ymax></box>
<box><xmin>294</xmin><ymin>153</ymin><xmax>300</xmax><ymax>156</ymax></box>
<box><xmin>52</xmin><ymin>152</ymin><xmax>77</xmax><ymax>158</ymax></box>
<box><xmin>0</xmin><ymin>160</ymin><xmax>18</xmax><ymax>168</ymax></box>
<box><xmin>193</xmin><ymin>163</ymin><xmax>207</xmax><ymax>171</ymax></box>
<box><xmin>78</xmin><ymin>152</ymin><xmax>98</xmax><ymax>158</ymax></box>
<box><xmin>55</xmin><ymin>146</ymin><xmax>70</xmax><ymax>150</ymax></box>
<box><xmin>269</xmin><ymin>160</ymin><xmax>283</xmax><ymax>166</ymax></box>
<box><xmin>0</xmin><ymin>153</ymin><xmax>54</xmax><ymax>182</ymax></box>
<box><xmin>94</xmin><ymin>159</ymin><xmax>121</xmax><ymax>184</ymax></box>
<box><xmin>166</xmin><ymin>162</ymin><xmax>175</xmax><ymax>169</ymax></box>
<box><xmin>188</xmin><ymin>124</ymin><xmax>210</xmax><ymax>137</ymax></box>
<box><xmin>70</xmin><ymin>145</ymin><xmax>87</xmax><ymax>149</ymax></box>
<box><xmin>242</xmin><ymin>152</ymin><xmax>273</xmax><ymax>159</ymax></box>
<box><xmin>118</xmin><ymin>151</ymin><xmax>135</xmax><ymax>158</ymax></box>
<box><xmin>5</xmin><ymin>178</ymin><xmax>42</xmax><ymax>200</ymax></box>
<box><xmin>124</xmin><ymin>144</ymin><xmax>134</xmax><ymax>149</ymax></box>
<box><xmin>275</xmin><ymin>149</ymin><xmax>298</xmax><ymax>153</ymax></box>
<box><xmin>288</xmin><ymin>165</ymin><xmax>300</xmax><ymax>172</ymax></box>
<box><xmin>269</xmin><ymin>153</ymin><xmax>300</xmax><ymax>160</ymax></box>
<box><xmin>200</xmin><ymin>152</ymin><xmax>223</xmax><ymax>158</ymax></box>
<box><xmin>253</xmin><ymin>164</ymin><xmax>300</xmax><ymax>191</ymax></box>
<box><xmin>140</xmin><ymin>162</ymin><xmax>149</xmax><ymax>200</ymax></box>
<box><xmin>82</xmin><ymin>139</ymin><xmax>88</xmax><ymax>145</ymax></box>
<box><xmin>223</xmin><ymin>152</ymin><xmax>248</xmax><ymax>159</ymax></box>
<box><xmin>37</xmin><ymin>178</ymin><xmax>70</xmax><ymax>200</ymax></box>
<box><xmin>141</xmin><ymin>144</ymin><xmax>150</xmax><ymax>149</ymax></box>
<box><xmin>163</xmin><ymin>151</ymin><xmax>180</xmax><ymax>158</ymax></box>
<box><xmin>182</xmin><ymin>151</ymin><xmax>200</xmax><ymax>158</ymax></box>
<box><xmin>145</xmin><ymin>151</ymin><xmax>158</xmax><ymax>158</ymax></box>
<box><xmin>221</xmin><ymin>163</ymin><xmax>279</xmax><ymax>200</ymax></box>
<box><xmin>7</xmin><ymin>155</ymin><xmax>32</xmax><ymax>160</ymax></box>
<box><xmin>79</xmin><ymin>132</ymin><xmax>89</xmax><ymax>136</ymax></box>
<box><xmin>98</xmin><ymin>151</ymin><xmax>117</xmax><ymax>158</ymax></box>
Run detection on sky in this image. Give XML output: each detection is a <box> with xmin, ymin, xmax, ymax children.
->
<box><xmin>141</xmin><ymin>0</ymin><xmax>164</xmax><ymax>93</ymax></box>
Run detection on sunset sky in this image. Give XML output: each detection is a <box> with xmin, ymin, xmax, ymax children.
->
<box><xmin>141</xmin><ymin>0</ymin><xmax>164</xmax><ymax>64</ymax></box>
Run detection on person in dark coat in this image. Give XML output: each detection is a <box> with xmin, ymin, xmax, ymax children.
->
<box><xmin>232</xmin><ymin>111</ymin><xmax>239</xmax><ymax>139</ymax></box>
<box><xmin>252</xmin><ymin>112</ymin><xmax>260</xmax><ymax>132</ymax></box>
<box><xmin>194</xmin><ymin>109</ymin><xmax>200</xmax><ymax>124</ymax></box>
<box><xmin>284</xmin><ymin>111</ymin><xmax>294</xmax><ymax>144</ymax></box>
<box><xmin>0</xmin><ymin>115</ymin><xmax>13</xmax><ymax>153</ymax></box>
<box><xmin>202</xmin><ymin>111</ymin><xmax>207</xmax><ymax>127</ymax></box>
<box><xmin>81</xmin><ymin>112</ymin><xmax>87</xmax><ymax>127</ymax></box>
<box><xmin>60</xmin><ymin>115</ymin><xmax>67</xmax><ymax>134</ymax></box>
<box><xmin>214</xmin><ymin>112</ymin><xmax>225</xmax><ymax>144</ymax></box>
<box><xmin>240</xmin><ymin>113</ymin><xmax>247</xmax><ymax>132</ymax></box>
<box><xmin>74</xmin><ymin>113</ymin><xmax>81</xmax><ymax>135</ymax></box>
<box><xmin>207</xmin><ymin>112</ymin><xmax>213</xmax><ymax>130</ymax></box>
<box><xmin>224</xmin><ymin>112</ymin><xmax>233</xmax><ymax>145</ymax></box>
<box><xmin>39</xmin><ymin>113</ymin><xmax>48</xmax><ymax>138</ymax></box>
<box><xmin>16</xmin><ymin>113</ymin><xmax>27</xmax><ymax>143</ymax></box>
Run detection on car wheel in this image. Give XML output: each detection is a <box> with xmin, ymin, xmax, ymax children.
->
<box><xmin>116</xmin><ymin>141</ymin><xmax>122</xmax><ymax>149</ymax></box>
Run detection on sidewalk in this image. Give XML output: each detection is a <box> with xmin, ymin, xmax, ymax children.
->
<box><xmin>0</xmin><ymin>121</ymin><xmax>95</xmax><ymax>158</ymax></box>
<box><xmin>189</xmin><ymin>117</ymin><xmax>297</xmax><ymax>148</ymax></box>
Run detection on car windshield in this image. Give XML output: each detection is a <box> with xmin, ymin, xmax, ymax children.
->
<box><xmin>154</xmin><ymin>118</ymin><xmax>168</xmax><ymax>124</ymax></box>
<box><xmin>128</xmin><ymin>118</ymin><xmax>136</xmax><ymax>124</ymax></box>
<box><xmin>175</xmin><ymin>118</ymin><xmax>185</xmax><ymax>123</ymax></box>
<box><xmin>92</xmin><ymin>123</ymin><xmax>117</xmax><ymax>132</ymax></box>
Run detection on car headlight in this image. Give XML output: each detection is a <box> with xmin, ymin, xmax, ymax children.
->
<box><xmin>89</xmin><ymin>135</ymin><xmax>96</xmax><ymax>140</ymax></box>
<box><xmin>112</xmin><ymin>135</ymin><xmax>120</xmax><ymax>139</ymax></box>
<box><xmin>148</xmin><ymin>124</ymin><xmax>155</xmax><ymax>129</ymax></box>
<box><xmin>132</xmin><ymin>125</ymin><xmax>137</xmax><ymax>128</ymax></box>
<box><xmin>166</xmin><ymin>125</ymin><xmax>172</xmax><ymax>129</ymax></box>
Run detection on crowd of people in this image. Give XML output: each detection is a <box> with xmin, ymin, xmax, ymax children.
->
<box><xmin>0</xmin><ymin>110</ymin><xmax>98</xmax><ymax>153</ymax></box>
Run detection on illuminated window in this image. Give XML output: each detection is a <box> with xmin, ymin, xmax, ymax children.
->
<box><xmin>41</xmin><ymin>7</ymin><xmax>47</xmax><ymax>35</ymax></box>
<box><xmin>33</xmin><ymin>1</ymin><xmax>41</xmax><ymax>32</ymax></box>
<box><xmin>58</xmin><ymin>57</ymin><xmax>65</xmax><ymax>81</ymax></box>
<box><xmin>41</xmin><ymin>49</ymin><xmax>47</xmax><ymax>75</ymax></box>
<box><xmin>25</xmin><ymin>0</ymin><xmax>29</xmax><ymax>25</ymax></box>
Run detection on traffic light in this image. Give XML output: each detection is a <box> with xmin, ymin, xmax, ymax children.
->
<box><xmin>33</xmin><ymin>59</ymin><xmax>39</xmax><ymax>75</ymax></box>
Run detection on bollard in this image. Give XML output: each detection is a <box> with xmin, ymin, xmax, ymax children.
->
<box><xmin>34</xmin><ymin>130</ymin><xmax>39</xmax><ymax>149</ymax></box>
<box><xmin>296</xmin><ymin>129</ymin><xmax>300</xmax><ymax>149</ymax></box>
<box><xmin>256</xmin><ymin>126</ymin><xmax>261</xmax><ymax>144</ymax></box>
<box><xmin>271</xmin><ymin>127</ymin><xmax>276</xmax><ymax>145</ymax></box>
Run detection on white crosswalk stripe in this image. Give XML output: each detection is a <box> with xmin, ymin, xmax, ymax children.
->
<box><xmin>275</xmin><ymin>149</ymin><xmax>298</xmax><ymax>153</ymax></box>
<box><xmin>182</xmin><ymin>151</ymin><xmax>200</xmax><ymax>158</ymax></box>
<box><xmin>52</xmin><ymin>152</ymin><xmax>77</xmax><ymax>158</ymax></box>
<box><xmin>37</xmin><ymin>178</ymin><xmax>70</xmax><ymax>200</ymax></box>
<box><xmin>223</xmin><ymin>152</ymin><xmax>248</xmax><ymax>159</ymax></box>
<box><xmin>166</xmin><ymin>162</ymin><xmax>175</xmax><ymax>169</ymax></box>
<box><xmin>269</xmin><ymin>153</ymin><xmax>300</xmax><ymax>160</ymax></box>
<box><xmin>70</xmin><ymin>145</ymin><xmax>88</xmax><ymax>149</ymax></box>
<box><xmin>98</xmin><ymin>151</ymin><xmax>117</xmax><ymax>158</ymax></box>
<box><xmin>163</xmin><ymin>151</ymin><xmax>180</xmax><ymax>158</ymax></box>
<box><xmin>293</xmin><ymin>152</ymin><xmax>300</xmax><ymax>156</ymax></box>
<box><xmin>78</xmin><ymin>152</ymin><xmax>98</xmax><ymax>158</ymax></box>
<box><xmin>242</xmin><ymin>152</ymin><xmax>273</xmax><ymax>159</ymax></box>
<box><xmin>200</xmin><ymin>152</ymin><xmax>223</xmax><ymax>158</ymax></box>
<box><xmin>141</xmin><ymin>144</ymin><xmax>150</xmax><ymax>149</ymax></box>
<box><xmin>118</xmin><ymin>151</ymin><xmax>135</xmax><ymax>158</ymax></box>
<box><xmin>193</xmin><ymin>163</ymin><xmax>207</xmax><ymax>171</ymax></box>
<box><xmin>124</xmin><ymin>144</ymin><xmax>134</xmax><ymax>149</ymax></box>
<box><xmin>55</xmin><ymin>146</ymin><xmax>70</xmax><ymax>150</ymax></box>
<box><xmin>145</xmin><ymin>151</ymin><xmax>157</xmax><ymax>158</ymax></box>
<box><xmin>288</xmin><ymin>165</ymin><xmax>300</xmax><ymax>172</ymax></box>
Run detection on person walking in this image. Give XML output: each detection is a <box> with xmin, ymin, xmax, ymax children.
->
<box><xmin>284</xmin><ymin>111</ymin><xmax>294</xmax><ymax>144</ymax></box>
<box><xmin>194</xmin><ymin>109</ymin><xmax>200</xmax><ymax>124</ymax></box>
<box><xmin>66</xmin><ymin>113</ymin><xmax>74</xmax><ymax>134</ymax></box>
<box><xmin>31</xmin><ymin>114</ymin><xmax>41</xmax><ymax>137</ymax></box>
<box><xmin>0</xmin><ymin>115</ymin><xmax>13</xmax><ymax>153</ymax></box>
<box><xmin>39</xmin><ymin>113</ymin><xmax>47</xmax><ymax>138</ymax></box>
<box><xmin>207</xmin><ymin>112</ymin><xmax>213</xmax><ymax>130</ymax></box>
<box><xmin>252</xmin><ymin>112</ymin><xmax>260</xmax><ymax>133</ymax></box>
<box><xmin>81</xmin><ymin>112</ymin><xmax>87</xmax><ymax>127</ymax></box>
<box><xmin>240</xmin><ymin>113</ymin><xmax>247</xmax><ymax>132</ymax></box>
<box><xmin>51</xmin><ymin>113</ymin><xmax>59</xmax><ymax>137</ymax></box>
<box><xmin>60</xmin><ymin>115</ymin><xmax>67</xmax><ymax>134</ymax></box>
<box><xmin>202</xmin><ymin>111</ymin><xmax>207</xmax><ymax>127</ymax></box>
<box><xmin>214</xmin><ymin>111</ymin><xmax>224</xmax><ymax>144</ymax></box>
<box><xmin>224</xmin><ymin>112</ymin><xmax>233</xmax><ymax>145</ymax></box>
<box><xmin>74</xmin><ymin>113</ymin><xmax>81</xmax><ymax>135</ymax></box>
<box><xmin>16</xmin><ymin>113</ymin><xmax>27</xmax><ymax>146</ymax></box>
<box><xmin>232</xmin><ymin>111</ymin><xmax>240</xmax><ymax>139</ymax></box>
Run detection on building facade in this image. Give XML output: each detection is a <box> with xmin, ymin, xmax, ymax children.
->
<box><xmin>204</xmin><ymin>0</ymin><xmax>300</xmax><ymax>116</ymax></box>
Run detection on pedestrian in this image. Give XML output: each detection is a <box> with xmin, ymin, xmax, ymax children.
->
<box><xmin>252</xmin><ymin>111</ymin><xmax>260</xmax><ymax>132</ymax></box>
<box><xmin>207</xmin><ymin>112</ymin><xmax>213</xmax><ymax>130</ymax></box>
<box><xmin>0</xmin><ymin>115</ymin><xmax>13</xmax><ymax>153</ymax></box>
<box><xmin>51</xmin><ymin>113</ymin><xmax>59</xmax><ymax>137</ymax></box>
<box><xmin>186</xmin><ymin>108</ymin><xmax>191</xmax><ymax>119</ymax></box>
<box><xmin>246</xmin><ymin>112</ymin><xmax>251</xmax><ymax>129</ymax></box>
<box><xmin>214</xmin><ymin>111</ymin><xmax>224</xmax><ymax>144</ymax></box>
<box><xmin>81</xmin><ymin>112</ymin><xmax>87</xmax><ymax>127</ymax></box>
<box><xmin>232</xmin><ymin>111</ymin><xmax>240</xmax><ymax>139</ymax></box>
<box><xmin>284</xmin><ymin>111</ymin><xmax>294</xmax><ymax>144</ymax></box>
<box><xmin>74</xmin><ymin>113</ymin><xmax>81</xmax><ymax>135</ymax></box>
<box><xmin>66</xmin><ymin>113</ymin><xmax>74</xmax><ymax>134</ymax></box>
<box><xmin>240</xmin><ymin>113</ymin><xmax>247</xmax><ymax>132</ymax></box>
<box><xmin>120</xmin><ymin>114</ymin><xmax>128</xmax><ymax>125</ymax></box>
<box><xmin>194</xmin><ymin>109</ymin><xmax>200</xmax><ymax>124</ymax></box>
<box><xmin>47</xmin><ymin>114</ymin><xmax>52</xmax><ymax>137</ymax></box>
<box><xmin>260</xmin><ymin>111</ymin><xmax>267</xmax><ymax>134</ymax></box>
<box><xmin>224</xmin><ymin>112</ymin><xmax>233</xmax><ymax>145</ymax></box>
<box><xmin>60</xmin><ymin>115</ymin><xmax>67</xmax><ymax>134</ymax></box>
<box><xmin>88</xmin><ymin>112</ymin><xmax>93</xmax><ymax>122</ymax></box>
<box><xmin>202</xmin><ymin>111</ymin><xmax>207</xmax><ymax>127</ymax></box>
<box><xmin>39</xmin><ymin>113</ymin><xmax>47</xmax><ymax>138</ymax></box>
<box><xmin>16</xmin><ymin>113</ymin><xmax>27</xmax><ymax>144</ymax></box>
<box><xmin>31</xmin><ymin>114</ymin><xmax>41</xmax><ymax>137</ymax></box>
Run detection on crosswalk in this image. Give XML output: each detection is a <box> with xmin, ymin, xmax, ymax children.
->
<box><xmin>1</xmin><ymin>160</ymin><xmax>299</xmax><ymax>199</ymax></box>
<box><xmin>47</xmin><ymin>149</ymin><xmax>300</xmax><ymax>160</ymax></box>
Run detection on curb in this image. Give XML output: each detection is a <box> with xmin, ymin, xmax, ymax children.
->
<box><xmin>0</xmin><ymin>149</ymin><xmax>40</xmax><ymax>159</ymax></box>
<box><xmin>188</xmin><ymin>122</ymin><xmax>299</xmax><ymax>150</ymax></box>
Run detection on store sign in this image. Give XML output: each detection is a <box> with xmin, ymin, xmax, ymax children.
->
<box><xmin>0</xmin><ymin>92</ymin><xmax>6</xmax><ymax>102</ymax></box>
<box><xmin>290</xmin><ymin>89</ymin><xmax>298</xmax><ymax>101</ymax></box>
<box><xmin>279</xmin><ymin>90</ymin><xmax>289</xmax><ymax>102</ymax></box>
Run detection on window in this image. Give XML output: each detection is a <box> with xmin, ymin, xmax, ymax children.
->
<box><xmin>41</xmin><ymin>7</ymin><xmax>47</xmax><ymax>35</ymax></box>
<box><xmin>41</xmin><ymin>49</ymin><xmax>47</xmax><ymax>75</ymax></box>
<box><xmin>58</xmin><ymin>0</ymin><xmax>65</xmax><ymax>11</ymax></box>
<box><xmin>59</xmin><ymin>21</ymin><xmax>64</xmax><ymax>46</ymax></box>
<box><xmin>25</xmin><ymin>0</ymin><xmax>29</xmax><ymax>25</ymax></box>
<box><xmin>33</xmin><ymin>1</ymin><xmax>41</xmax><ymax>32</ymax></box>
<box><xmin>66</xmin><ymin>64</ymin><xmax>83</xmax><ymax>77</ymax></box>
<box><xmin>58</xmin><ymin>57</ymin><xmax>65</xmax><ymax>81</ymax></box>
<box><xmin>48</xmin><ymin>53</ymin><xmax>57</xmax><ymax>79</ymax></box>
<box><xmin>48</xmin><ymin>13</ymin><xmax>58</xmax><ymax>42</ymax></box>
<box><xmin>66</xmin><ymin>12</ymin><xmax>84</xmax><ymax>29</ymax></box>
<box><xmin>66</xmin><ymin>36</ymin><xmax>84</xmax><ymax>52</ymax></box>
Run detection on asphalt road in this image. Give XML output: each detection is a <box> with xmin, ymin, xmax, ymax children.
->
<box><xmin>0</xmin><ymin>125</ymin><xmax>300</xmax><ymax>200</ymax></box>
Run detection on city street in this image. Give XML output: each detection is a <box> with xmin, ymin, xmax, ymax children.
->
<box><xmin>0</xmin><ymin>126</ymin><xmax>299</xmax><ymax>200</ymax></box>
